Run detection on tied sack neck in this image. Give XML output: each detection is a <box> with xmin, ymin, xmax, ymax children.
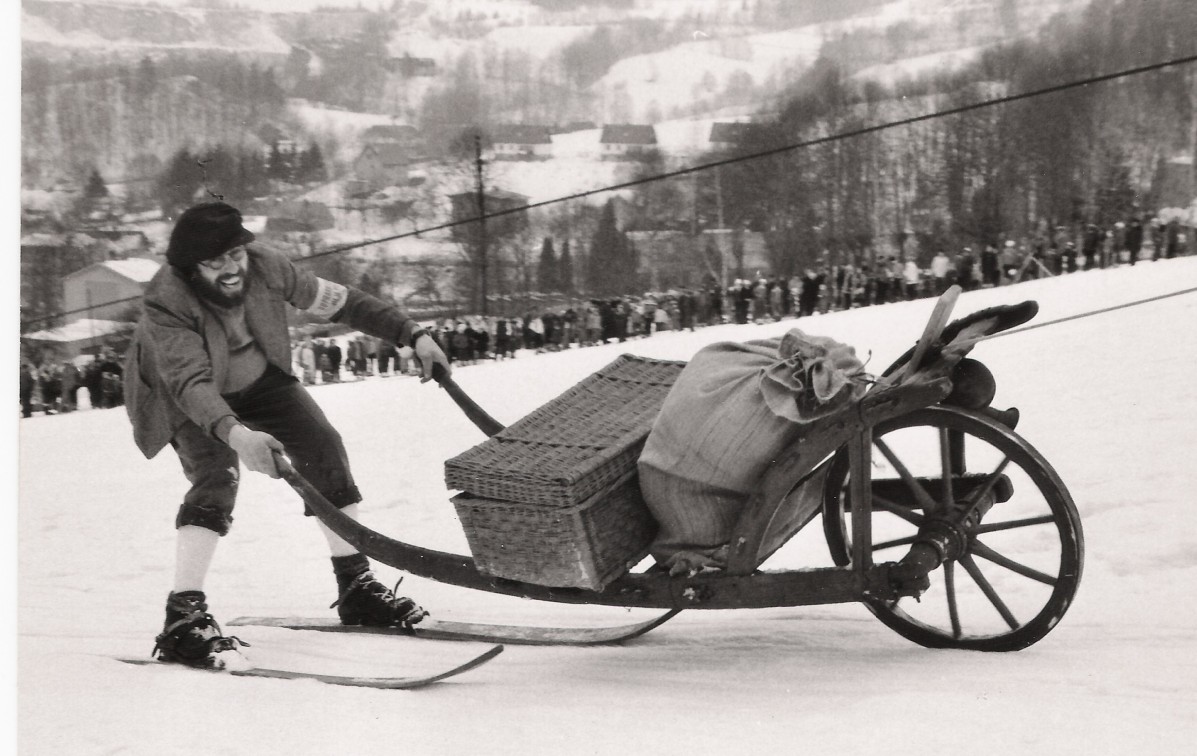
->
<box><xmin>759</xmin><ymin>328</ymin><xmax>870</xmax><ymax>424</ymax></box>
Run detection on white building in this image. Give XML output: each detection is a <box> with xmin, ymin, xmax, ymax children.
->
<box><xmin>61</xmin><ymin>258</ymin><xmax>160</xmax><ymax>323</ymax></box>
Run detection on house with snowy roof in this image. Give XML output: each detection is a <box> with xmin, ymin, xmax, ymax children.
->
<box><xmin>264</xmin><ymin>200</ymin><xmax>336</xmax><ymax>234</ymax></box>
<box><xmin>599</xmin><ymin>125</ymin><xmax>658</xmax><ymax>160</ymax></box>
<box><xmin>1156</xmin><ymin>153</ymin><xmax>1195</xmax><ymax>212</ymax></box>
<box><xmin>362</xmin><ymin>124</ymin><xmax>423</xmax><ymax>147</ymax></box>
<box><xmin>385</xmin><ymin>54</ymin><xmax>436</xmax><ymax>78</ymax></box>
<box><xmin>352</xmin><ymin>142</ymin><xmax>413</xmax><ymax>194</ymax></box>
<box><xmin>490</xmin><ymin>125</ymin><xmax>553</xmax><ymax>160</ymax></box>
<box><xmin>21</xmin><ymin>318</ymin><xmax>137</xmax><ymax>361</ymax></box>
<box><xmin>259</xmin><ymin>123</ymin><xmax>300</xmax><ymax>160</ymax></box>
<box><xmin>61</xmin><ymin>258</ymin><xmax>161</xmax><ymax>324</ymax></box>
<box><xmin>448</xmin><ymin>188</ymin><xmax>530</xmax><ymax>243</ymax></box>
<box><xmin>709</xmin><ymin>121</ymin><xmax>775</xmax><ymax>149</ymax></box>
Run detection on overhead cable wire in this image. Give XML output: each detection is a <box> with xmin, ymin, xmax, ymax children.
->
<box><xmin>963</xmin><ymin>284</ymin><xmax>1197</xmax><ymax>347</ymax></box>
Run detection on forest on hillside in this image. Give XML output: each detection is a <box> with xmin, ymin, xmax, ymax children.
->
<box><xmin>19</xmin><ymin>0</ymin><xmax>896</xmax><ymax>193</ymax></box>
<box><xmin>650</xmin><ymin>0</ymin><xmax>1197</xmax><ymax>279</ymax></box>
<box><xmin>21</xmin><ymin>54</ymin><xmax>289</xmax><ymax>190</ymax></box>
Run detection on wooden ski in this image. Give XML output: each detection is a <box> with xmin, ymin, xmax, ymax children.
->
<box><xmin>114</xmin><ymin>644</ymin><xmax>502</xmax><ymax>689</ymax></box>
<box><xmin>229</xmin><ymin>610</ymin><xmax>681</xmax><ymax>646</ymax></box>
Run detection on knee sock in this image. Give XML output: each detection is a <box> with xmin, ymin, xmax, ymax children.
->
<box><xmin>317</xmin><ymin>503</ymin><xmax>362</xmax><ymax>557</ymax></box>
<box><xmin>331</xmin><ymin>553</ymin><xmax>371</xmax><ymax>593</ymax></box>
<box><xmin>174</xmin><ymin>525</ymin><xmax>220</xmax><ymax>593</ymax></box>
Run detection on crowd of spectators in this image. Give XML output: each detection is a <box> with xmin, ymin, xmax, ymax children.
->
<box><xmin>19</xmin><ymin>348</ymin><xmax>125</xmax><ymax>418</ymax></box>
<box><xmin>409</xmin><ymin>217</ymin><xmax>1189</xmax><ymax>368</ymax></box>
<box><xmin>19</xmin><ymin>215</ymin><xmax>1191</xmax><ymax>411</ymax></box>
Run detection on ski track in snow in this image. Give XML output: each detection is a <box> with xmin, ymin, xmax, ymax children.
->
<box><xmin>17</xmin><ymin>257</ymin><xmax>1197</xmax><ymax>755</ymax></box>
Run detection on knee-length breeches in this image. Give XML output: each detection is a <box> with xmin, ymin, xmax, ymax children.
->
<box><xmin>170</xmin><ymin>366</ymin><xmax>361</xmax><ymax>535</ymax></box>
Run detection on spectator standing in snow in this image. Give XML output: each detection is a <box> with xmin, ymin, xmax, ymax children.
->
<box><xmin>494</xmin><ymin>317</ymin><xmax>510</xmax><ymax>359</ymax></box>
<box><xmin>981</xmin><ymin>246</ymin><xmax>999</xmax><ymax>287</ymax></box>
<box><xmin>903</xmin><ymin>258</ymin><xmax>921</xmax><ymax>299</ymax></box>
<box><xmin>955</xmin><ymin>248</ymin><xmax>977</xmax><ymax>291</ymax></box>
<box><xmin>377</xmin><ymin>340</ymin><xmax>397</xmax><ymax>375</ymax></box>
<box><xmin>930</xmin><ymin>251</ymin><xmax>950</xmax><ymax>294</ymax></box>
<box><xmin>799</xmin><ymin>268</ymin><xmax>825</xmax><ymax>315</ymax></box>
<box><xmin>60</xmin><ymin>361</ymin><xmax>79</xmax><ymax>412</ymax></box>
<box><xmin>1164</xmin><ymin>219</ymin><xmax>1180</xmax><ymax>259</ymax></box>
<box><xmin>20</xmin><ymin>363</ymin><xmax>36</xmax><ymax>418</ymax></box>
<box><xmin>123</xmin><ymin>202</ymin><xmax>450</xmax><ymax>669</ymax></box>
<box><xmin>1126</xmin><ymin>217</ymin><xmax>1144</xmax><ymax>265</ymax></box>
<box><xmin>1000</xmin><ymin>241</ymin><xmax>1020</xmax><ymax>283</ymax></box>
<box><xmin>1062</xmin><ymin>242</ymin><xmax>1078</xmax><ymax>273</ymax></box>
<box><xmin>1082</xmin><ymin>224</ymin><xmax>1104</xmax><ymax>270</ymax></box>
<box><xmin>98</xmin><ymin>349</ymin><xmax>124</xmax><ymax>408</ymax></box>
<box><xmin>1111</xmin><ymin>222</ymin><xmax>1127</xmax><ymax>265</ymax></box>
<box><xmin>301</xmin><ymin>340</ymin><xmax>317</xmax><ymax>384</ymax></box>
<box><xmin>327</xmin><ymin>340</ymin><xmax>343</xmax><ymax>382</ymax></box>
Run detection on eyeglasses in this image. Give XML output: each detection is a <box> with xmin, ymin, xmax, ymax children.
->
<box><xmin>198</xmin><ymin>246</ymin><xmax>248</xmax><ymax>271</ymax></box>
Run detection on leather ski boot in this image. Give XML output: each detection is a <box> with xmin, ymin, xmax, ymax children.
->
<box><xmin>331</xmin><ymin>554</ymin><xmax>428</xmax><ymax>627</ymax></box>
<box><xmin>152</xmin><ymin>591</ymin><xmax>247</xmax><ymax>668</ymax></box>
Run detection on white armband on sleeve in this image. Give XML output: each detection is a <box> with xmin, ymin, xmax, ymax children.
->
<box><xmin>307</xmin><ymin>278</ymin><xmax>349</xmax><ymax>318</ymax></box>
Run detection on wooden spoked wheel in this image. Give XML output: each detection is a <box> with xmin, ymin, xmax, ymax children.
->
<box><xmin>822</xmin><ymin>407</ymin><xmax>1084</xmax><ymax>651</ymax></box>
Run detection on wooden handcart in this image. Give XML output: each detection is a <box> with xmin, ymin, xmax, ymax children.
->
<box><xmin>275</xmin><ymin>288</ymin><xmax>1084</xmax><ymax>652</ymax></box>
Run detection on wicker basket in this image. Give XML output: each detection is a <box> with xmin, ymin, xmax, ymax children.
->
<box><xmin>444</xmin><ymin>354</ymin><xmax>686</xmax><ymax>507</ymax></box>
<box><xmin>451</xmin><ymin>472</ymin><xmax>657</xmax><ymax>590</ymax></box>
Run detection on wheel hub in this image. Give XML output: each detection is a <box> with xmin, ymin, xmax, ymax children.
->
<box><xmin>887</xmin><ymin>490</ymin><xmax>999</xmax><ymax>595</ymax></box>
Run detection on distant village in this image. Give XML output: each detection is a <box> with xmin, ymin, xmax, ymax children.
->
<box><xmin>19</xmin><ymin>111</ymin><xmax>795</xmax><ymax>362</ymax></box>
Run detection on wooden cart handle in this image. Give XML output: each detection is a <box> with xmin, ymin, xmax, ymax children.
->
<box><xmin>431</xmin><ymin>362</ymin><xmax>505</xmax><ymax>437</ymax></box>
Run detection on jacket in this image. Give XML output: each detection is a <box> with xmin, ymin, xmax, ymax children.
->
<box><xmin>125</xmin><ymin>244</ymin><xmax>422</xmax><ymax>458</ymax></box>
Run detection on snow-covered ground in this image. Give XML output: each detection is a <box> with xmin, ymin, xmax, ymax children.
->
<box><xmin>17</xmin><ymin>257</ymin><xmax>1197</xmax><ymax>754</ymax></box>
<box><xmin>852</xmin><ymin>45</ymin><xmax>985</xmax><ymax>86</ymax></box>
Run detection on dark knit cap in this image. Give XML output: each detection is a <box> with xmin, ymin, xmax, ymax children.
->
<box><xmin>166</xmin><ymin>202</ymin><xmax>256</xmax><ymax>269</ymax></box>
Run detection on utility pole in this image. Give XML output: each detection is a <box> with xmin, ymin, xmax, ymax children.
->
<box><xmin>716</xmin><ymin>167</ymin><xmax>726</xmax><ymax>287</ymax></box>
<box><xmin>86</xmin><ymin>288</ymin><xmax>96</xmax><ymax>346</ymax></box>
<box><xmin>475</xmin><ymin>135</ymin><xmax>489</xmax><ymax>316</ymax></box>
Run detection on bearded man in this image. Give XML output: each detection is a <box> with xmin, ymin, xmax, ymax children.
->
<box><xmin>125</xmin><ymin>202</ymin><xmax>451</xmax><ymax>668</ymax></box>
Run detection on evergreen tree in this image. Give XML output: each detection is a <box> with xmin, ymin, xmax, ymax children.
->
<box><xmin>158</xmin><ymin>148</ymin><xmax>204</xmax><ymax>218</ymax></box>
<box><xmin>84</xmin><ymin>168</ymin><xmax>109</xmax><ymax>200</ymax></box>
<box><xmin>587</xmin><ymin>200</ymin><xmax>634</xmax><ymax>296</ymax></box>
<box><xmin>75</xmin><ymin>168</ymin><xmax>111</xmax><ymax>220</ymax></box>
<box><xmin>624</xmin><ymin>237</ymin><xmax>640</xmax><ymax>292</ymax></box>
<box><xmin>358</xmin><ymin>270</ymin><xmax>382</xmax><ymax>298</ymax></box>
<box><xmin>558</xmin><ymin>239</ymin><xmax>575</xmax><ymax>295</ymax></box>
<box><xmin>298</xmin><ymin>143</ymin><xmax>327</xmax><ymax>184</ymax></box>
<box><xmin>236</xmin><ymin>151</ymin><xmax>269</xmax><ymax>201</ymax></box>
<box><xmin>1094</xmin><ymin>145</ymin><xmax>1138</xmax><ymax>226</ymax></box>
<box><xmin>537</xmin><ymin>237</ymin><xmax>557</xmax><ymax>292</ymax></box>
<box><xmin>200</xmin><ymin>144</ymin><xmax>238</xmax><ymax>202</ymax></box>
<box><xmin>267</xmin><ymin>140</ymin><xmax>293</xmax><ymax>183</ymax></box>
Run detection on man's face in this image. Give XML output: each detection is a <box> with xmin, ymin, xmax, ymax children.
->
<box><xmin>193</xmin><ymin>245</ymin><xmax>249</xmax><ymax>306</ymax></box>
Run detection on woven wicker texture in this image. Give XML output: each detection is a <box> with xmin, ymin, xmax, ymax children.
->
<box><xmin>451</xmin><ymin>473</ymin><xmax>658</xmax><ymax>590</ymax></box>
<box><xmin>444</xmin><ymin>354</ymin><xmax>686</xmax><ymax>507</ymax></box>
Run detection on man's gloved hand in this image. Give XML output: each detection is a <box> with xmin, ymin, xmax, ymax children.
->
<box><xmin>227</xmin><ymin>424</ymin><xmax>285</xmax><ymax>478</ymax></box>
<box><xmin>413</xmin><ymin>332</ymin><xmax>452</xmax><ymax>384</ymax></box>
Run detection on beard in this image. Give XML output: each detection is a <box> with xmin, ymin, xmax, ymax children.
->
<box><xmin>191</xmin><ymin>270</ymin><xmax>246</xmax><ymax>307</ymax></box>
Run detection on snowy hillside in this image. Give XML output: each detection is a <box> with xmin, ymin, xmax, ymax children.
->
<box><xmin>17</xmin><ymin>256</ymin><xmax>1197</xmax><ymax>754</ymax></box>
<box><xmin>21</xmin><ymin>0</ymin><xmax>293</xmax><ymax>55</ymax></box>
<box><xmin>591</xmin><ymin>26</ymin><xmax>823</xmax><ymax>121</ymax></box>
<box><xmin>852</xmin><ymin>45</ymin><xmax>985</xmax><ymax>85</ymax></box>
<box><xmin>586</xmin><ymin>0</ymin><xmax>1096</xmax><ymax>120</ymax></box>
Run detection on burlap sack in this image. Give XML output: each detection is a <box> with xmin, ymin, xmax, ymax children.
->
<box><xmin>638</xmin><ymin>329</ymin><xmax>866</xmax><ymax>573</ymax></box>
